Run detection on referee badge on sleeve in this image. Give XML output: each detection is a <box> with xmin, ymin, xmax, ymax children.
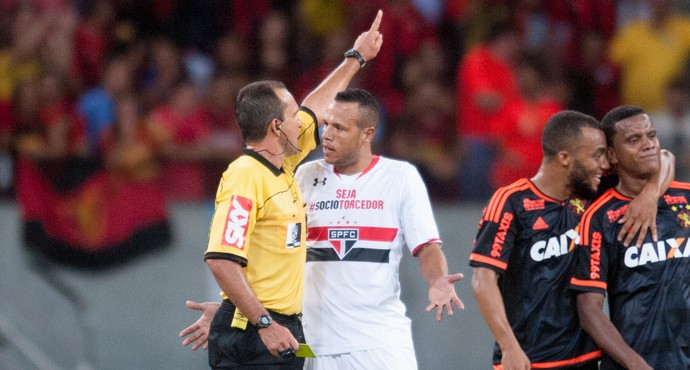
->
<box><xmin>286</xmin><ymin>222</ymin><xmax>302</xmax><ymax>248</ymax></box>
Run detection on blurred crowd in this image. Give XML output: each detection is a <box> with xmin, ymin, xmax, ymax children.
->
<box><xmin>1</xmin><ymin>0</ymin><xmax>690</xmax><ymax>205</ymax></box>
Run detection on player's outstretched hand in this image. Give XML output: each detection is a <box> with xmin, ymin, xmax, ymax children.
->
<box><xmin>425</xmin><ymin>273</ymin><xmax>465</xmax><ymax>321</ymax></box>
<box><xmin>618</xmin><ymin>190</ymin><xmax>657</xmax><ymax>247</ymax></box>
<box><xmin>352</xmin><ymin>10</ymin><xmax>384</xmax><ymax>62</ymax></box>
<box><xmin>179</xmin><ymin>300</ymin><xmax>220</xmax><ymax>351</ymax></box>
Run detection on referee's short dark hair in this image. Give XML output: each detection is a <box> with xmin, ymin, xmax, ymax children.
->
<box><xmin>334</xmin><ymin>88</ymin><xmax>380</xmax><ymax>129</ymax></box>
<box><xmin>600</xmin><ymin>105</ymin><xmax>646</xmax><ymax>147</ymax></box>
<box><xmin>236</xmin><ymin>81</ymin><xmax>286</xmax><ymax>143</ymax></box>
<box><xmin>542</xmin><ymin>110</ymin><xmax>601</xmax><ymax>159</ymax></box>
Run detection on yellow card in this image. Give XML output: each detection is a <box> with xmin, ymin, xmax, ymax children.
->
<box><xmin>230</xmin><ymin>310</ymin><xmax>248</xmax><ymax>330</ymax></box>
<box><xmin>295</xmin><ymin>343</ymin><xmax>315</xmax><ymax>358</ymax></box>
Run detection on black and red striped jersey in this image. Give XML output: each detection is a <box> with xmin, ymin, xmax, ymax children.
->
<box><xmin>469</xmin><ymin>179</ymin><xmax>600</xmax><ymax>369</ymax></box>
<box><xmin>570</xmin><ymin>181</ymin><xmax>690</xmax><ymax>370</ymax></box>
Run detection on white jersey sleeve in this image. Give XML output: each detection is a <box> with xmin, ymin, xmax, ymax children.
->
<box><xmin>398</xmin><ymin>163</ymin><xmax>442</xmax><ymax>255</ymax></box>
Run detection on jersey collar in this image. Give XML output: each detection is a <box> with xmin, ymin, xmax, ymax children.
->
<box><xmin>243</xmin><ymin>148</ymin><xmax>284</xmax><ymax>176</ymax></box>
<box><xmin>527</xmin><ymin>179</ymin><xmax>564</xmax><ymax>204</ymax></box>
<box><xmin>334</xmin><ymin>155</ymin><xmax>380</xmax><ymax>179</ymax></box>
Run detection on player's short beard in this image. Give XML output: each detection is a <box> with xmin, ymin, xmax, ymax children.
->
<box><xmin>568</xmin><ymin>160</ymin><xmax>597</xmax><ymax>200</ymax></box>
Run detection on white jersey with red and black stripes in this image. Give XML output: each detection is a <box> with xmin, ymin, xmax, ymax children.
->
<box><xmin>296</xmin><ymin>155</ymin><xmax>441</xmax><ymax>356</ymax></box>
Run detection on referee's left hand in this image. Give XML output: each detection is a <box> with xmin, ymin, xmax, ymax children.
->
<box><xmin>179</xmin><ymin>300</ymin><xmax>219</xmax><ymax>351</ymax></box>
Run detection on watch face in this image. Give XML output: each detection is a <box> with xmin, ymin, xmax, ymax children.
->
<box><xmin>257</xmin><ymin>314</ymin><xmax>272</xmax><ymax>328</ymax></box>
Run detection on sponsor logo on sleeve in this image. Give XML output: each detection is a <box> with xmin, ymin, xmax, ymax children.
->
<box><xmin>222</xmin><ymin>196</ymin><xmax>252</xmax><ymax>249</ymax></box>
<box><xmin>491</xmin><ymin>212</ymin><xmax>514</xmax><ymax>258</ymax></box>
<box><xmin>589</xmin><ymin>232</ymin><xmax>602</xmax><ymax>279</ymax></box>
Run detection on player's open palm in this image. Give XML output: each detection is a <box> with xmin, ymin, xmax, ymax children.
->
<box><xmin>425</xmin><ymin>273</ymin><xmax>465</xmax><ymax>321</ymax></box>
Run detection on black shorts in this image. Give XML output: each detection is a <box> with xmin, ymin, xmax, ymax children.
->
<box><xmin>208</xmin><ymin>300</ymin><xmax>305</xmax><ymax>370</ymax></box>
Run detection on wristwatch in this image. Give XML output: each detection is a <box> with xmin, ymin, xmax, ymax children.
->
<box><xmin>255</xmin><ymin>313</ymin><xmax>273</xmax><ymax>329</ymax></box>
<box><xmin>344</xmin><ymin>48</ymin><xmax>366</xmax><ymax>69</ymax></box>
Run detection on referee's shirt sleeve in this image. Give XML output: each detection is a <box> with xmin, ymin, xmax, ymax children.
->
<box><xmin>204</xmin><ymin>166</ymin><xmax>260</xmax><ymax>266</ymax></box>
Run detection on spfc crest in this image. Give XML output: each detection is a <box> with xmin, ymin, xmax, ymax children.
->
<box><xmin>328</xmin><ymin>228</ymin><xmax>359</xmax><ymax>259</ymax></box>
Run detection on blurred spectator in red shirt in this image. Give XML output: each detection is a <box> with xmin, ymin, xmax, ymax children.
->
<box><xmin>35</xmin><ymin>72</ymin><xmax>88</xmax><ymax>158</ymax></box>
<box><xmin>15</xmin><ymin>73</ymin><xmax>86</xmax><ymax>161</ymax></box>
<box><xmin>361</xmin><ymin>0</ymin><xmax>435</xmax><ymax>119</ymax></box>
<box><xmin>221</xmin><ymin>0</ymin><xmax>273</xmax><ymax>41</ymax></box>
<box><xmin>148</xmin><ymin>80</ymin><xmax>210</xmax><ymax>201</ymax></box>
<box><xmin>456</xmin><ymin>21</ymin><xmax>521</xmax><ymax>200</ymax></box>
<box><xmin>14</xmin><ymin>73</ymin><xmax>89</xmax><ymax>196</ymax></box>
<box><xmin>293</xmin><ymin>28</ymin><xmax>353</xmax><ymax>102</ymax></box>
<box><xmin>202</xmin><ymin>71</ymin><xmax>248</xmax><ymax>195</ymax></box>
<box><xmin>71</xmin><ymin>0</ymin><xmax>114</xmax><ymax>92</ymax></box>
<box><xmin>540</xmin><ymin>0</ymin><xmax>616</xmax><ymax>68</ymax></box>
<box><xmin>490</xmin><ymin>53</ymin><xmax>563</xmax><ymax>189</ymax></box>
<box><xmin>100</xmin><ymin>94</ymin><xmax>163</xmax><ymax>183</ymax></box>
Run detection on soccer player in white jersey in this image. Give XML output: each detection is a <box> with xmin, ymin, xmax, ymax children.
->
<box><xmin>181</xmin><ymin>88</ymin><xmax>464</xmax><ymax>369</ymax></box>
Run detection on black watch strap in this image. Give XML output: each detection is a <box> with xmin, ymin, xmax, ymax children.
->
<box><xmin>344</xmin><ymin>48</ymin><xmax>366</xmax><ymax>69</ymax></box>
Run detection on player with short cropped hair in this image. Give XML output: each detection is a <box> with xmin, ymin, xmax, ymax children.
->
<box><xmin>297</xmin><ymin>88</ymin><xmax>463</xmax><ymax>370</ymax></box>
<box><xmin>570</xmin><ymin>105</ymin><xmax>690</xmax><ymax>370</ymax></box>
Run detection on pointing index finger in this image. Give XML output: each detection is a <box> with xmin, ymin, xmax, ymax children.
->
<box><xmin>369</xmin><ymin>10</ymin><xmax>382</xmax><ymax>33</ymax></box>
